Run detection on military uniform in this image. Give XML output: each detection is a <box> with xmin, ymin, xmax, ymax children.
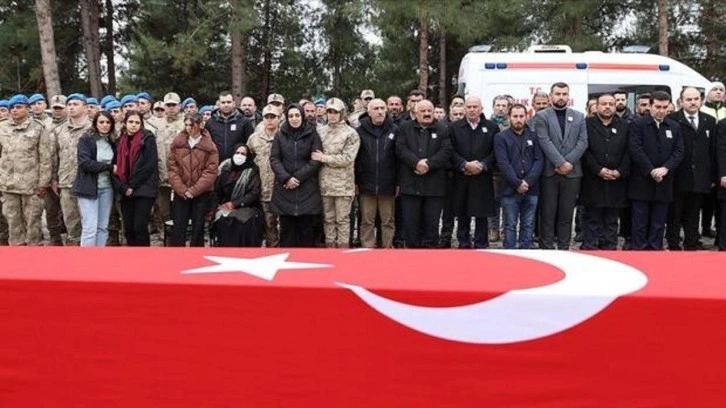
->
<box><xmin>153</xmin><ymin>114</ymin><xmax>184</xmax><ymax>232</ymax></box>
<box><xmin>248</xmin><ymin>127</ymin><xmax>279</xmax><ymax>247</ymax></box>
<box><xmin>53</xmin><ymin>117</ymin><xmax>92</xmax><ymax>245</ymax></box>
<box><xmin>318</xmin><ymin>102</ymin><xmax>360</xmax><ymax>248</ymax></box>
<box><xmin>44</xmin><ymin>115</ymin><xmax>67</xmax><ymax>244</ymax></box>
<box><xmin>0</xmin><ymin>117</ymin><xmax>52</xmax><ymax>245</ymax></box>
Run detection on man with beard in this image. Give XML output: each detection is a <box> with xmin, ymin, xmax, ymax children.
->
<box><xmin>240</xmin><ymin>96</ymin><xmax>262</xmax><ymax>127</ymax></box>
<box><xmin>404</xmin><ymin>90</ymin><xmax>425</xmax><ymax>122</ymax></box>
<box><xmin>613</xmin><ymin>92</ymin><xmax>634</xmax><ymax>122</ymax></box>
<box><xmin>136</xmin><ymin>92</ymin><xmax>152</xmax><ymax>119</ymax></box>
<box><xmin>303</xmin><ymin>101</ymin><xmax>318</xmax><ymax>125</ymax></box>
<box><xmin>395</xmin><ymin>100</ymin><xmax>452</xmax><ymax>248</ymax></box>
<box><xmin>205</xmin><ymin>91</ymin><xmax>255</xmax><ymax>161</ymax></box>
<box><xmin>580</xmin><ymin>94</ymin><xmax>630</xmax><ymax>250</ymax></box>
<box><xmin>387</xmin><ymin>95</ymin><xmax>404</xmax><ymax>126</ymax></box>
<box><xmin>533</xmin><ymin>82</ymin><xmax>588</xmax><ymax>250</ymax></box>
<box><xmin>449</xmin><ymin>96</ymin><xmax>499</xmax><ymax>249</ymax></box>
<box><xmin>528</xmin><ymin>91</ymin><xmax>549</xmax><ymax>130</ymax></box>
<box><xmin>635</xmin><ymin>93</ymin><xmax>651</xmax><ymax>118</ymax></box>
<box><xmin>494</xmin><ymin>104</ymin><xmax>544</xmax><ymax>249</ymax></box>
<box><xmin>666</xmin><ymin>87</ymin><xmax>717</xmax><ymax>250</ymax></box>
<box><xmin>628</xmin><ymin>91</ymin><xmax>683</xmax><ymax>250</ymax></box>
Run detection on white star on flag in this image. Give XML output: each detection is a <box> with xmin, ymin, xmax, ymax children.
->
<box><xmin>181</xmin><ymin>253</ymin><xmax>332</xmax><ymax>281</ymax></box>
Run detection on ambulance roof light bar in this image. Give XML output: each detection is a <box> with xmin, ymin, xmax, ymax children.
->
<box><xmin>622</xmin><ymin>45</ymin><xmax>652</xmax><ymax>54</ymax></box>
<box><xmin>527</xmin><ymin>45</ymin><xmax>572</xmax><ymax>53</ymax></box>
<box><xmin>469</xmin><ymin>44</ymin><xmax>493</xmax><ymax>53</ymax></box>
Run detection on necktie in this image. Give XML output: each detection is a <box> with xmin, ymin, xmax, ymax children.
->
<box><xmin>689</xmin><ymin>116</ymin><xmax>697</xmax><ymax>129</ymax></box>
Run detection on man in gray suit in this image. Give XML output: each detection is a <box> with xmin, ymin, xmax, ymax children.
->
<box><xmin>533</xmin><ymin>82</ymin><xmax>588</xmax><ymax>249</ymax></box>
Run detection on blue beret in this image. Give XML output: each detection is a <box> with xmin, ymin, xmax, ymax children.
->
<box><xmin>314</xmin><ymin>98</ymin><xmax>326</xmax><ymax>106</ymax></box>
<box><xmin>182</xmin><ymin>97</ymin><xmax>197</xmax><ymax>109</ymax></box>
<box><xmin>119</xmin><ymin>94</ymin><xmax>138</xmax><ymax>106</ymax></box>
<box><xmin>9</xmin><ymin>94</ymin><xmax>29</xmax><ymax>107</ymax></box>
<box><xmin>199</xmin><ymin>105</ymin><xmax>213</xmax><ymax>114</ymax></box>
<box><xmin>136</xmin><ymin>92</ymin><xmax>151</xmax><ymax>101</ymax></box>
<box><xmin>105</xmin><ymin>101</ymin><xmax>122</xmax><ymax>111</ymax></box>
<box><xmin>86</xmin><ymin>97</ymin><xmax>99</xmax><ymax>106</ymax></box>
<box><xmin>28</xmin><ymin>93</ymin><xmax>45</xmax><ymax>104</ymax></box>
<box><xmin>0</xmin><ymin>100</ymin><xmax>9</xmax><ymax>109</ymax></box>
<box><xmin>100</xmin><ymin>95</ymin><xmax>117</xmax><ymax>108</ymax></box>
<box><xmin>66</xmin><ymin>93</ymin><xmax>87</xmax><ymax>103</ymax></box>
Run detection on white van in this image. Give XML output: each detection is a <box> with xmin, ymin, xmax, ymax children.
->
<box><xmin>457</xmin><ymin>45</ymin><xmax>711</xmax><ymax>117</ymax></box>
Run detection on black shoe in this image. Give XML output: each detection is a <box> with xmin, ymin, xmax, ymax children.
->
<box><xmin>438</xmin><ymin>239</ymin><xmax>451</xmax><ymax>249</ymax></box>
<box><xmin>574</xmin><ymin>232</ymin><xmax>583</xmax><ymax>243</ymax></box>
<box><xmin>622</xmin><ymin>238</ymin><xmax>632</xmax><ymax>250</ymax></box>
<box><xmin>702</xmin><ymin>229</ymin><xmax>717</xmax><ymax>238</ymax></box>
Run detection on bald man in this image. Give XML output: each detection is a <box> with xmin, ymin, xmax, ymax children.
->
<box><xmin>395</xmin><ymin>99</ymin><xmax>453</xmax><ymax>248</ymax></box>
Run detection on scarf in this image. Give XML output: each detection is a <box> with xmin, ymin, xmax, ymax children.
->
<box><xmin>116</xmin><ymin>130</ymin><xmax>143</xmax><ymax>184</ymax></box>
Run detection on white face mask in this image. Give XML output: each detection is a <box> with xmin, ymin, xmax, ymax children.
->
<box><xmin>232</xmin><ymin>154</ymin><xmax>247</xmax><ymax>166</ymax></box>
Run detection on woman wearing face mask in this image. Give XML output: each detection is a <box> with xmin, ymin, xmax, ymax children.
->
<box><xmin>269</xmin><ymin>103</ymin><xmax>324</xmax><ymax>247</ymax></box>
<box><xmin>212</xmin><ymin>144</ymin><xmax>264</xmax><ymax>246</ymax></box>
<box><xmin>72</xmin><ymin>111</ymin><xmax>116</xmax><ymax>246</ymax></box>
<box><xmin>112</xmin><ymin>111</ymin><xmax>159</xmax><ymax>246</ymax></box>
<box><xmin>167</xmin><ymin>112</ymin><xmax>219</xmax><ymax>246</ymax></box>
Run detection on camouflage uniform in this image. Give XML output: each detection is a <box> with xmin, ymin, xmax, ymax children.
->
<box><xmin>44</xmin><ymin>115</ymin><xmax>67</xmax><ymax>244</ymax></box>
<box><xmin>318</xmin><ymin>104</ymin><xmax>360</xmax><ymax>248</ymax></box>
<box><xmin>153</xmin><ymin>114</ymin><xmax>184</xmax><ymax>232</ymax></box>
<box><xmin>347</xmin><ymin>109</ymin><xmax>366</xmax><ymax>129</ymax></box>
<box><xmin>0</xmin><ymin>117</ymin><xmax>52</xmax><ymax>245</ymax></box>
<box><xmin>53</xmin><ymin>117</ymin><xmax>92</xmax><ymax>245</ymax></box>
<box><xmin>248</xmin><ymin>128</ymin><xmax>279</xmax><ymax>247</ymax></box>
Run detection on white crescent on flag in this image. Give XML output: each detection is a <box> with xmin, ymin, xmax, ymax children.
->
<box><xmin>337</xmin><ymin>250</ymin><xmax>648</xmax><ymax>344</ymax></box>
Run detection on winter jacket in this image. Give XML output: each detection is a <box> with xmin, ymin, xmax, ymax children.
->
<box><xmin>71</xmin><ymin>132</ymin><xmax>116</xmax><ymax>199</ymax></box>
<box><xmin>111</xmin><ymin>129</ymin><xmax>159</xmax><ymax>198</ymax></box>
<box><xmin>205</xmin><ymin>108</ymin><xmax>255</xmax><ymax>161</ymax></box>
<box><xmin>395</xmin><ymin>119</ymin><xmax>453</xmax><ymax>197</ymax></box>
<box><xmin>355</xmin><ymin>116</ymin><xmax>398</xmax><ymax>196</ymax></box>
<box><xmin>167</xmin><ymin>129</ymin><xmax>219</xmax><ymax>197</ymax></box>
<box><xmin>581</xmin><ymin>116</ymin><xmax>631</xmax><ymax>208</ymax></box>
<box><xmin>269</xmin><ymin>121</ymin><xmax>323</xmax><ymax>216</ymax></box>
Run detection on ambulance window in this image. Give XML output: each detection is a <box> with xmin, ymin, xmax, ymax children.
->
<box><xmin>588</xmin><ymin>84</ymin><xmax>672</xmax><ymax>110</ymax></box>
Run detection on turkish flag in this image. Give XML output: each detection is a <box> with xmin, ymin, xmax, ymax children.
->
<box><xmin>1</xmin><ymin>247</ymin><xmax>725</xmax><ymax>407</ymax></box>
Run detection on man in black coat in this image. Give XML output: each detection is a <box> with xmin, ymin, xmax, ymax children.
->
<box><xmin>395</xmin><ymin>99</ymin><xmax>453</xmax><ymax>248</ymax></box>
<box><xmin>666</xmin><ymin>87</ymin><xmax>718</xmax><ymax>250</ymax></box>
<box><xmin>716</xmin><ymin>118</ymin><xmax>726</xmax><ymax>251</ymax></box>
<box><xmin>205</xmin><ymin>91</ymin><xmax>255</xmax><ymax>161</ymax></box>
<box><xmin>581</xmin><ymin>94</ymin><xmax>631</xmax><ymax>250</ymax></box>
<box><xmin>355</xmin><ymin>99</ymin><xmax>398</xmax><ymax>248</ymax></box>
<box><xmin>628</xmin><ymin>91</ymin><xmax>684</xmax><ymax>250</ymax></box>
<box><xmin>449</xmin><ymin>96</ymin><xmax>499</xmax><ymax>248</ymax></box>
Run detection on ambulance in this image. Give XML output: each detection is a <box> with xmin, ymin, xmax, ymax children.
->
<box><xmin>457</xmin><ymin>45</ymin><xmax>711</xmax><ymax>118</ymax></box>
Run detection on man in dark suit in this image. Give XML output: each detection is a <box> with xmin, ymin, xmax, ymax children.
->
<box><xmin>533</xmin><ymin>82</ymin><xmax>589</xmax><ymax>250</ymax></box>
<box><xmin>628</xmin><ymin>91</ymin><xmax>684</xmax><ymax>250</ymax></box>
<box><xmin>581</xmin><ymin>94</ymin><xmax>631</xmax><ymax>250</ymax></box>
<box><xmin>666</xmin><ymin>87</ymin><xmax>718</xmax><ymax>250</ymax></box>
<box><xmin>395</xmin><ymin>99</ymin><xmax>453</xmax><ymax>248</ymax></box>
<box><xmin>448</xmin><ymin>96</ymin><xmax>500</xmax><ymax>248</ymax></box>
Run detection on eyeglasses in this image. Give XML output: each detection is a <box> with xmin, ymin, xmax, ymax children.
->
<box><xmin>363</xmin><ymin>97</ymin><xmax>372</xmax><ymax>101</ymax></box>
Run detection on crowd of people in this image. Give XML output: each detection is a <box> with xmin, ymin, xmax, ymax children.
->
<box><xmin>0</xmin><ymin>80</ymin><xmax>724</xmax><ymax>250</ymax></box>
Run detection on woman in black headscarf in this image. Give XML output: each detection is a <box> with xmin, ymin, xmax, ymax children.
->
<box><xmin>269</xmin><ymin>103</ymin><xmax>324</xmax><ymax>247</ymax></box>
<box><xmin>212</xmin><ymin>143</ymin><xmax>264</xmax><ymax>247</ymax></box>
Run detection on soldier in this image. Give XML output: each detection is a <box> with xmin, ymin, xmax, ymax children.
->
<box><xmin>29</xmin><ymin>94</ymin><xmax>52</xmax><ymax>129</ymax></box>
<box><xmin>313</xmin><ymin>98</ymin><xmax>360</xmax><ymax>248</ymax></box>
<box><xmin>0</xmin><ymin>95</ymin><xmax>52</xmax><ymax>245</ymax></box>
<box><xmin>314</xmin><ymin>98</ymin><xmax>326</xmax><ymax>124</ymax></box>
<box><xmin>348</xmin><ymin>90</ymin><xmax>374</xmax><ymax>129</ymax></box>
<box><xmin>152</xmin><ymin>101</ymin><xmax>166</xmax><ymax>119</ymax></box>
<box><xmin>247</xmin><ymin>105</ymin><xmax>281</xmax><ymax>247</ymax></box>
<box><xmin>100</xmin><ymin>95</ymin><xmax>117</xmax><ymax>111</ymax></box>
<box><xmin>0</xmin><ymin>100</ymin><xmax>9</xmax><ymax>120</ymax></box>
<box><xmin>86</xmin><ymin>97</ymin><xmax>100</xmax><ymax>117</ymax></box>
<box><xmin>136</xmin><ymin>92</ymin><xmax>152</xmax><ymax>119</ymax></box>
<box><xmin>44</xmin><ymin>94</ymin><xmax>68</xmax><ymax>245</ymax></box>
<box><xmin>120</xmin><ymin>94</ymin><xmax>139</xmax><ymax>113</ymax></box>
<box><xmin>150</xmin><ymin>92</ymin><xmax>185</xmax><ymax>234</ymax></box>
<box><xmin>51</xmin><ymin>93</ymin><xmax>92</xmax><ymax>246</ymax></box>
<box><xmin>182</xmin><ymin>97</ymin><xmax>198</xmax><ymax>114</ymax></box>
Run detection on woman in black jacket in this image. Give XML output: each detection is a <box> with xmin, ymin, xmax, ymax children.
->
<box><xmin>72</xmin><ymin>111</ymin><xmax>116</xmax><ymax>247</ymax></box>
<box><xmin>212</xmin><ymin>144</ymin><xmax>264</xmax><ymax>247</ymax></box>
<box><xmin>112</xmin><ymin>111</ymin><xmax>159</xmax><ymax>246</ymax></box>
<box><xmin>269</xmin><ymin>104</ymin><xmax>323</xmax><ymax>247</ymax></box>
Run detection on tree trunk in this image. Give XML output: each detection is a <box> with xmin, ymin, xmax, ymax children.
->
<box><xmin>80</xmin><ymin>0</ymin><xmax>103</xmax><ymax>98</ymax></box>
<box><xmin>418</xmin><ymin>1</ymin><xmax>429</xmax><ymax>95</ymax></box>
<box><xmin>231</xmin><ymin>16</ymin><xmax>244</xmax><ymax>103</ymax></box>
<box><xmin>104</xmin><ymin>0</ymin><xmax>116</xmax><ymax>94</ymax></box>
<box><xmin>657</xmin><ymin>0</ymin><xmax>668</xmax><ymax>56</ymax></box>
<box><xmin>438</xmin><ymin>29</ymin><xmax>446</xmax><ymax>107</ymax></box>
<box><xmin>34</xmin><ymin>0</ymin><xmax>62</xmax><ymax>97</ymax></box>
<box><xmin>701</xmin><ymin>0</ymin><xmax>716</xmax><ymax>78</ymax></box>
<box><xmin>260</xmin><ymin>0</ymin><xmax>272</xmax><ymax>97</ymax></box>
